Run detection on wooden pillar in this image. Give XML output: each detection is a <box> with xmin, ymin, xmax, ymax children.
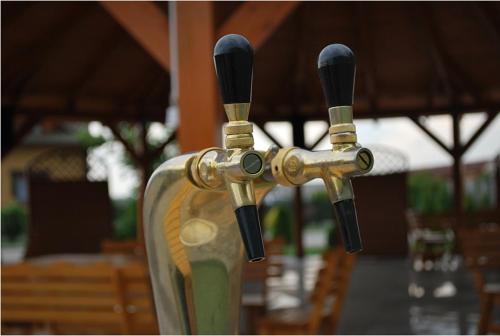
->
<box><xmin>135</xmin><ymin>121</ymin><xmax>149</xmax><ymax>246</ymax></box>
<box><xmin>176</xmin><ymin>2</ymin><xmax>222</xmax><ymax>152</ymax></box>
<box><xmin>452</xmin><ymin>112</ymin><xmax>464</xmax><ymax>225</ymax></box>
<box><xmin>292</xmin><ymin>118</ymin><xmax>305</xmax><ymax>257</ymax></box>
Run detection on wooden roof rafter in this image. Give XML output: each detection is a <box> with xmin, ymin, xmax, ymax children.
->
<box><xmin>100</xmin><ymin>1</ymin><xmax>170</xmax><ymax>72</ymax></box>
<box><xmin>354</xmin><ymin>2</ymin><xmax>378</xmax><ymax>114</ymax></box>
<box><xmin>217</xmin><ymin>1</ymin><xmax>300</xmax><ymax>51</ymax></box>
<box><xmin>3</xmin><ymin>6</ymin><xmax>95</xmax><ymax>99</ymax></box>
<box><xmin>408</xmin><ymin>3</ymin><xmax>455</xmax><ymax>103</ymax></box>
<box><xmin>64</xmin><ymin>25</ymin><xmax>124</xmax><ymax>104</ymax></box>
<box><xmin>422</xmin><ymin>5</ymin><xmax>483</xmax><ymax>105</ymax></box>
<box><xmin>473</xmin><ymin>2</ymin><xmax>500</xmax><ymax>59</ymax></box>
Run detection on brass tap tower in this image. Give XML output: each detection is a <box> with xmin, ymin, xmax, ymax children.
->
<box><xmin>144</xmin><ymin>35</ymin><xmax>373</xmax><ymax>334</ymax></box>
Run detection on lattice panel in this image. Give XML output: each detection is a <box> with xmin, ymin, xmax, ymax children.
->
<box><xmin>365</xmin><ymin>144</ymin><xmax>409</xmax><ymax>176</ymax></box>
<box><xmin>27</xmin><ymin>148</ymin><xmax>107</xmax><ymax>182</ymax></box>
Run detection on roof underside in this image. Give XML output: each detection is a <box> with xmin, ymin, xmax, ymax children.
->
<box><xmin>2</xmin><ymin>2</ymin><xmax>500</xmax><ymax>124</ymax></box>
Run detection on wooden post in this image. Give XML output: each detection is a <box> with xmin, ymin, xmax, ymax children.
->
<box><xmin>176</xmin><ymin>2</ymin><xmax>221</xmax><ymax>152</ymax></box>
<box><xmin>292</xmin><ymin>118</ymin><xmax>306</xmax><ymax>258</ymax></box>
<box><xmin>135</xmin><ymin>121</ymin><xmax>148</xmax><ymax>246</ymax></box>
<box><xmin>452</xmin><ymin>112</ymin><xmax>464</xmax><ymax>226</ymax></box>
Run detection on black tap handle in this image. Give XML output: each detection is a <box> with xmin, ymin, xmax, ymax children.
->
<box><xmin>235</xmin><ymin>205</ymin><xmax>265</xmax><ymax>262</ymax></box>
<box><xmin>334</xmin><ymin>199</ymin><xmax>362</xmax><ymax>253</ymax></box>
<box><xmin>318</xmin><ymin>44</ymin><xmax>356</xmax><ymax>108</ymax></box>
<box><xmin>214</xmin><ymin>34</ymin><xmax>254</xmax><ymax>104</ymax></box>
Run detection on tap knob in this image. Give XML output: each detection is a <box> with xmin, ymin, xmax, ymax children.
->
<box><xmin>318</xmin><ymin>44</ymin><xmax>355</xmax><ymax>108</ymax></box>
<box><xmin>214</xmin><ymin>34</ymin><xmax>253</xmax><ymax>106</ymax></box>
<box><xmin>213</xmin><ymin>34</ymin><xmax>265</xmax><ymax>262</ymax></box>
<box><xmin>318</xmin><ymin>44</ymin><xmax>364</xmax><ymax>254</ymax></box>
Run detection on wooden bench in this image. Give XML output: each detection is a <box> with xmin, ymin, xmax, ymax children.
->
<box><xmin>1</xmin><ymin>261</ymin><xmax>157</xmax><ymax>334</ymax></box>
<box><xmin>458</xmin><ymin>225</ymin><xmax>500</xmax><ymax>335</ymax></box>
<box><xmin>257</xmin><ymin>248</ymin><xmax>356</xmax><ymax>335</ymax></box>
<box><xmin>101</xmin><ymin>240</ymin><xmax>145</xmax><ymax>257</ymax></box>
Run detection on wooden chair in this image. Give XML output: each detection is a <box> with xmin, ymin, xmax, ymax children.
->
<box><xmin>1</xmin><ymin>261</ymin><xmax>157</xmax><ymax>334</ymax></box>
<box><xmin>458</xmin><ymin>225</ymin><xmax>500</xmax><ymax>335</ymax></box>
<box><xmin>257</xmin><ymin>248</ymin><xmax>356</xmax><ymax>335</ymax></box>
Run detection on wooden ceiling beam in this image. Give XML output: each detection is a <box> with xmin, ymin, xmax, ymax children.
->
<box><xmin>10</xmin><ymin>104</ymin><xmax>164</xmax><ymax>122</ymax></box>
<box><xmin>421</xmin><ymin>5</ymin><xmax>482</xmax><ymax>104</ymax></box>
<box><xmin>3</xmin><ymin>7</ymin><xmax>94</xmax><ymax>98</ymax></box>
<box><xmin>66</xmin><ymin>27</ymin><xmax>123</xmax><ymax>103</ymax></box>
<box><xmin>409</xmin><ymin>4</ymin><xmax>455</xmax><ymax>100</ymax></box>
<box><xmin>249</xmin><ymin>103</ymin><xmax>500</xmax><ymax>123</ymax></box>
<box><xmin>217</xmin><ymin>1</ymin><xmax>300</xmax><ymax>50</ymax></box>
<box><xmin>473</xmin><ymin>3</ymin><xmax>500</xmax><ymax>58</ymax></box>
<box><xmin>355</xmin><ymin>3</ymin><xmax>378</xmax><ymax>113</ymax></box>
<box><xmin>100</xmin><ymin>1</ymin><xmax>170</xmax><ymax>72</ymax></box>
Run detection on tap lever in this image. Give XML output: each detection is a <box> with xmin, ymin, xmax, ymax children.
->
<box><xmin>334</xmin><ymin>199</ymin><xmax>362</xmax><ymax>253</ymax></box>
<box><xmin>235</xmin><ymin>205</ymin><xmax>265</xmax><ymax>262</ymax></box>
<box><xmin>214</xmin><ymin>34</ymin><xmax>254</xmax><ymax>105</ymax></box>
<box><xmin>318</xmin><ymin>44</ymin><xmax>356</xmax><ymax>108</ymax></box>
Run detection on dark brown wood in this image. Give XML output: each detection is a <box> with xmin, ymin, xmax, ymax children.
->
<box><xmin>473</xmin><ymin>3</ymin><xmax>500</xmax><ymax>58</ymax></box>
<box><xmin>292</xmin><ymin>119</ymin><xmax>305</xmax><ymax>257</ymax></box>
<box><xmin>65</xmin><ymin>27</ymin><xmax>123</xmax><ymax>101</ymax></box>
<box><xmin>1</xmin><ymin>115</ymin><xmax>41</xmax><ymax>158</ymax></box>
<box><xmin>2</xmin><ymin>5</ymin><xmax>94</xmax><ymax>91</ymax></box>
<box><xmin>409</xmin><ymin>4</ymin><xmax>455</xmax><ymax>100</ymax></box>
<box><xmin>452</xmin><ymin>112</ymin><xmax>464</xmax><ymax>220</ymax></box>
<box><xmin>250</xmin><ymin>102</ymin><xmax>500</xmax><ymax>123</ymax></box>
<box><xmin>423</xmin><ymin>5</ymin><xmax>482</xmax><ymax>104</ymax></box>
<box><xmin>410</xmin><ymin>117</ymin><xmax>452</xmax><ymax>155</ymax></box>
<box><xmin>217</xmin><ymin>2</ymin><xmax>300</xmax><ymax>50</ymax></box>
<box><xmin>100</xmin><ymin>1</ymin><xmax>170</xmax><ymax>72</ymax></box>
<box><xmin>355</xmin><ymin>2</ymin><xmax>378</xmax><ymax>113</ymax></box>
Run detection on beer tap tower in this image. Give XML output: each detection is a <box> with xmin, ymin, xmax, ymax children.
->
<box><xmin>144</xmin><ymin>34</ymin><xmax>374</xmax><ymax>334</ymax></box>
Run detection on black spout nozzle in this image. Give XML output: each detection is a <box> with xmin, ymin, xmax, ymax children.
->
<box><xmin>318</xmin><ymin>44</ymin><xmax>356</xmax><ymax>108</ymax></box>
<box><xmin>334</xmin><ymin>199</ymin><xmax>362</xmax><ymax>253</ymax></box>
<box><xmin>234</xmin><ymin>205</ymin><xmax>265</xmax><ymax>262</ymax></box>
<box><xmin>214</xmin><ymin>34</ymin><xmax>254</xmax><ymax>104</ymax></box>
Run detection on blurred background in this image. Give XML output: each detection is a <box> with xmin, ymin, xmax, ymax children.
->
<box><xmin>1</xmin><ymin>1</ymin><xmax>499</xmax><ymax>334</ymax></box>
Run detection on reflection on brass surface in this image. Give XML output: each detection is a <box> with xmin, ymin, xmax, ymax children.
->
<box><xmin>144</xmin><ymin>153</ymin><xmax>274</xmax><ymax>334</ymax></box>
<box><xmin>144</xmin><ymin>101</ymin><xmax>374</xmax><ymax>334</ymax></box>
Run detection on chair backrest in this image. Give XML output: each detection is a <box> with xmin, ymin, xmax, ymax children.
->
<box><xmin>458</xmin><ymin>224</ymin><xmax>500</xmax><ymax>293</ymax></box>
<box><xmin>308</xmin><ymin>248</ymin><xmax>356</xmax><ymax>334</ymax></box>
<box><xmin>458</xmin><ymin>225</ymin><xmax>500</xmax><ymax>270</ymax></box>
<box><xmin>1</xmin><ymin>261</ymin><xmax>157</xmax><ymax>334</ymax></box>
<box><xmin>241</xmin><ymin>237</ymin><xmax>286</xmax><ymax>307</ymax></box>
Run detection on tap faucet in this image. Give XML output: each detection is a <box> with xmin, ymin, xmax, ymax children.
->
<box><xmin>143</xmin><ymin>36</ymin><xmax>373</xmax><ymax>334</ymax></box>
<box><xmin>191</xmin><ymin>34</ymin><xmax>266</xmax><ymax>262</ymax></box>
<box><xmin>271</xmin><ymin>44</ymin><xmax>373</xmax><ymax>253</ymax></box>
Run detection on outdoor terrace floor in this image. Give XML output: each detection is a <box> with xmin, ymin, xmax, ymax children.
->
<box><xmin>264</xmin><ymin>255</ymin><xmax>498</xmax><ymax>335</ymax></box>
